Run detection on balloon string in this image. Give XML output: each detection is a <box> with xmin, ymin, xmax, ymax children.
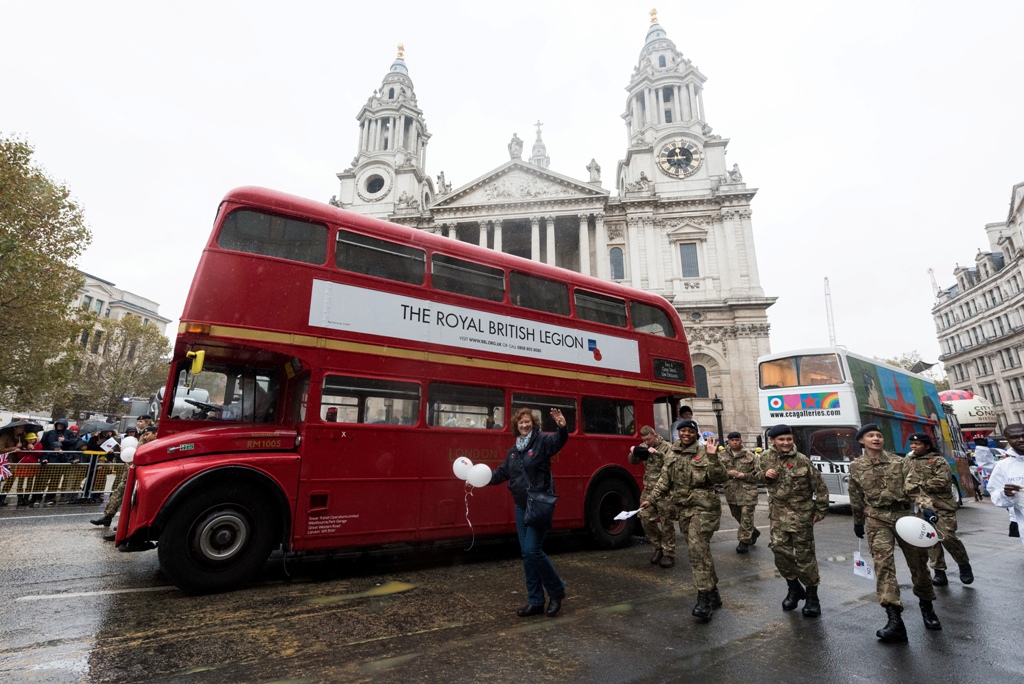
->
<box><xmin>464</xmin><ymin>483</ymin><xmax>476</xmax><ymax>551</ymax></box>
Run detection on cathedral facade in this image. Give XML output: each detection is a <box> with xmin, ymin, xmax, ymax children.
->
<box><xmin>332</xmin><ymin>15</ymin><xmax>775</xmax><ymax>438</ymax></box>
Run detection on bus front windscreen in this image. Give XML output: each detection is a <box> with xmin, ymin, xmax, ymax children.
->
<box><xmin>759</xmin><ymin>354</ymin><xmax>844</xmax><ymax>389</ymax></box>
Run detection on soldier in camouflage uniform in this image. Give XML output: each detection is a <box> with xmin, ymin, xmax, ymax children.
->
<box><xmin>719</xmin><ymin>431</ymin><xmax>762</xmax><ymax>554</ymax></box>
<box><xmin>848</xmin><ymin>424</ymin><xmax>941</xmax><ymax>643</ymax></box>
<box><xmin>641</xmin><ymin>420</ymin><xmax>727</xmax><ymax>622</ymax></box>
<box><xmin>755</xmin><ymin>424</ymin><xmax>829</xmax><ymax>618</ymax></box>
<box><xmin>903</xmin><ymin>432</ymin><xmax>974</xmax><ymax>587</ymax></box>
<box><xmin>629</xmin><ymin>425</ymin><xmax>678</xmax><ymax>568</ymax></box>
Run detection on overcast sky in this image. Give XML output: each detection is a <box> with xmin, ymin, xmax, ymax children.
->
<box><xmin>5</xmin><ymin>0</ymin><xmax>1023</xmax><ymax>376</ymax></box>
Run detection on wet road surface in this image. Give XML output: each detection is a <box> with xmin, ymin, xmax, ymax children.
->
<box><xmin>2</xmin><ymin>497</ymin><xmax>1023</xmax><ymax>683</ymax></box>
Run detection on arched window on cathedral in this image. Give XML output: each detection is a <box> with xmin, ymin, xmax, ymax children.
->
<box><xmin>694</xmin><ymin>364</ymin><xmax>709</xmax><ymax>398</ymax></box>
<box><xmin>610</xmin><ymin>247</ymin><xmax>624</xmax><ymax>280</ymax></box>
<box><xmin>388</xmin><ymin>88</ymin><xmax>395</xmax><ymax>99</ymax></box>
<box><xmin>658</xmin><ymin>55</ymin><xmax>666</xmax><ymax>68</ymax></box>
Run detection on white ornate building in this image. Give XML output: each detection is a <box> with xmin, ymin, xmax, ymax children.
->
<box><xmin>332</xmin><ymin>13</ymin><xmax>775</xmax><ymax>436</ymax></box>
<box><xmin>935</xmin><ymin>181</ymin><xmax>1024</xmax><ymax>431</ymax></box>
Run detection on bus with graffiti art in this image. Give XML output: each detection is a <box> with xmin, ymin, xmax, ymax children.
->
<box><xmin>114</xmin><ymin>187</ymin><xmax>695</xmax><ymax>592</ymax></box>
<box><xmin>757</xmin><ymin>347</ymin><xmax>969</xmax><ymax>505</ymax></box>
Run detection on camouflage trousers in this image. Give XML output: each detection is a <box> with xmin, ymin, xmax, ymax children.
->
<box><xmin>866</xmin><ymin>515</ymin><xmax>936</xmax><ymax>607</ymax></box>
<box><xmin>639</xmin><ymin>500</ymin><xmax>677</xmax><ymax>557</ymax></box>
<box><xmin>728</xmin><ymin>503</ymin><xmax>757</xmax><ymax>544</ymax></box>
<box><xmin>927</xmin><ymin>509</ymin><xmax>970</xmax><ymax>571</ymax></box>
<box><xmin>769</xmin><ymin>522</ymin><xmax>820</xmax><ymax>586</ymax></box>
<box><xmin>103</xmin><ymin>471</ymin><xmax>127</xmax><ymax>518</ymax></box>
<box><xmin>679</xmin><ymin>509</ymin><xmax>721</xmax><ymax>591</ymax></box>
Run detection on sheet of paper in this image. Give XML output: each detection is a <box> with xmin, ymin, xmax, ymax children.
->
<box><xmin>613</xmin><ymin>509</ymin><xmax>640</xmax><ymax>521</ymax></box>
<box><xmin>100</xmin><ymin>437</ymin><xmax>119</xmax><ymax>452</ymax></box>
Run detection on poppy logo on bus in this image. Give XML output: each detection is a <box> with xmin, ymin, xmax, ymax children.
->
<box><xmin>588</xmin><ymin>339</ymin><xmax>602</xmax><ymax>361</ymax></box>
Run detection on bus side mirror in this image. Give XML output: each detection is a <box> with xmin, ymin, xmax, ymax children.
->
<box><xmin>186</xmin><ymin>350</ymin><xmax>206</xmax><ymax>389</ymax></box>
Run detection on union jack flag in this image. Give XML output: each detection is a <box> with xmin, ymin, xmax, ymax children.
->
<box><xmin>0</xmin><ymin>453</ymin><xmax>10</xmax><ymax>481</ymax></box>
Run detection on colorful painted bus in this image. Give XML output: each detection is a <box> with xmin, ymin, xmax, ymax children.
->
<box><xmin>116</xmin><ymin>187</ymin><xmax>695</xmax><ymax>592</ymax></box>
<box><xmin>757</xmin><ymin>347</ymin><xmax>965</xmax><ymax>505</ymax></box>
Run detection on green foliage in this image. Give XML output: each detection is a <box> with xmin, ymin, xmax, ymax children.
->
<box><xmin>0</xmin><ymin>135</ymin><xmax>92</xmax><ymax>408</ymax></box>
<box><xmin>74</xmin><ymin>315</ymin><xmax>171</xmax><ymax>414</ymax></box>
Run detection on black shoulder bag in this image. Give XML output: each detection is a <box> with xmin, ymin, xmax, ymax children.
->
<box><xmin>524</xmin><ymin>474</ymin><xmax>558</xmax><ymax>530</ymax></box>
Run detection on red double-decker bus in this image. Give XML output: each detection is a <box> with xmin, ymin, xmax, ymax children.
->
<box><xmin>117</xmin><ymin>187</ymin><xmax>695</xmax><ymax>592</ymax></box>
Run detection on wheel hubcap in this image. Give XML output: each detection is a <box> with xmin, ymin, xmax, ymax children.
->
<box><xmin>195</xmin><ymin>511</ymin><xmax>248</xmax><ymax>561</ymax></box>
<box><xmin>598</xmin><ymin>491</ymin><xmax>627</xmax><ymax>535</ymax></box>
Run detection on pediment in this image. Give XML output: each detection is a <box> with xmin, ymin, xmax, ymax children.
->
<box><xmin>664</xmin><ymin>219</ymin><xmax>708</xmax><ymax>240</ymax></box>
<box><xmin>431</xmin><ymin>161</ymin><xmax>607</xmax><ymax>209</ymax></box>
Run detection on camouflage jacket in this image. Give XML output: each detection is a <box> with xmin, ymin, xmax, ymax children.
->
<box><xmin>904</xmin><ymin>450</ymin><xmax>957</xmax><ymax>512</ymax></box>
<box><xmin>849</xmin><ymin>450</ymin><xmax>917</xmax><ymax>525</ymax></box>
<box><xmin>718</xmin><ymin>447</ymin><xmax>760</xmax><ymax>506</ymax></box>
<box><xmin>755</xmin><ymin>446</ymin><xmax>829</xmax><ymax>529</ymax></box>
<box><xmin>646</xmin><ymin>441</ymin><xmax>727</xmax><ymax>514</ymax></box>
<box><xmin>628</xmin><ymin>436</ymin><xmax>674</xmax><ymax>493</ymax></box>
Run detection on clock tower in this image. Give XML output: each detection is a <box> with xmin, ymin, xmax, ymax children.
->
<box><xmin>612</xmin><ymin>10</ymin><xmax>775</xmax><ymax>440</ymax></box>
<box><xmin>333</xmin><ymin>44</ymin><xmax>434</xmax><ymax>223</ymax></box>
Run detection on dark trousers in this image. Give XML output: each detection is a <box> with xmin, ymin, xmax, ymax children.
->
<box><xmin>514</xmin><ymin>505</ymin><xmax>565</xmax><ymax>606</ymax></box>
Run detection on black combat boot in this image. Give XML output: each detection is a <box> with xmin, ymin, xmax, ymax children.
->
<box><xmin>876</xmin><ymin>604</ymin><xmax>908</xmax><ymax>643</ymax></box>
<box><xmin>90</xmin><ymin>515</ymin><xmax>112</xmax><ymax>527</ymax></box>
<box><xmin>781</xmin><ymin>578</ymin><xmax>806</xmax><ymax>611</ymax></box>
<box><xmin>751</xmin><ymin>528</ymin><xmax>761</xmax><ymax>545</ymax></box>
<box><xmin>920</xmin><ymin>600</ymin><xmax>941</xmax><ymax>630</ymax></box>
<box><xmin>958</xmin><ymin>563</ymin><xmax>974</xmax><ymax>585</ymax></box>
<box><xmin>692</xmin><ymin>591</ymin><xmax>713</xmax><ymax>622</ymax></box>
<box><xmin>931</xmin><ymin>569</ymin><xmax>948</xmax><ymax>586</ymax></box>
<box><xmin>710</xmin><ymin>586</ymin><xmax>723</xmax><ymax>609</ymax></box>
<box><xmin>801</xmin><ymin>585</ymin><xmax>821</xmax><ymax>618</ymax></box>
<box><xmin>736</xmin><ymin>541</ymin><xmax>749</xmax><ymax>554</ymax></box>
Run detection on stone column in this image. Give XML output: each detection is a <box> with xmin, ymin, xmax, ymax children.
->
<box><xmin>674</xmin><ymin>85</ymin><xmax>682</xmax><ymax>122</ymax></box>
<box><xmin>578</xmin><ymin>214</ymin><xmax>591</xmax><ymax>276</ymax></box>
<box><xmin>654</xmin><ymin>87</ymin><xmax>663</xmax><ymax>125</ymax></box>
<box><xmin>697</xmin><ymin>87</ymin><xmax>705</xmax><ymax>122</ymax></box>
<box><xmin>595</xmin><ymin>213</ymin><xmax>608</xmax><ymax>280</ymax></box>
<box><xmin>627</xmin><ymin>218</ymin><xmax>642</xmax><ymax>289</ymax></box>
<box><xmin>531</xmin><ymin>217</ymin><xmax>541</xmax><ymax>261</ymax></box>
<box><xmin>546</xmin><ymin>216</ymin><xmax>557</xmax><ymax>266</ymax></box>
<box><xmin>478</xmin><ymin>221</ymin><xmax>487</xmax><ymax>248</ymax></box>
<box><xmin>446</xmin><ymin>223</ymin><xmax>457</xmax><ymax>240</ymax></box>
<box><xmin>644</xmin><ymin>216</ymin><xmax>662</xmax><ymax>290</ymax></box>
<box><xmin>493</xmin><ymin>220</ymin><xmax>503</xmax><ymax>253</ymax></box>
<box><xmin>687</xmin><ymin>83</ymin><xmax>696</xmax><ymax>121</ymax></box>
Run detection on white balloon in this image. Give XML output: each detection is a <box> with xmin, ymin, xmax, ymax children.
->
<box><xmin>466</xmin><ymin>463</ymin><xmax>492</xmax><ymax>488</ymax></box>
<box><xmin>452</xmin><ymin>457</ymin><xmax>474</xmax><ymax>480</ymax></box>
<box><xmin>120</xmin><ymin>446</ymin><xmax>136</xmax><ymax>464</ymax></box>
<box><xmin>120</xmin><ymin>436</ymin><xmax>139</xmax><ymax>449</ymax></box>
<box><xmin>895</xmin><ymin>516</ymin><xmax>940</xmax><ymax>548</ymax></box>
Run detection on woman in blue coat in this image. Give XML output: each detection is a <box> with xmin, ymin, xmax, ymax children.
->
<box><xmin>489</xmin><ymin>407</ymin><xmax>568</xmax><ymax>617</ymax></box>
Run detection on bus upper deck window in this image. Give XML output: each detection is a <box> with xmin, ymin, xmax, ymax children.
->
<box><xmin>630</xmin><ymin>301</ymin><xmax>676</xmax><ymax>337</ymax></box>
<box><xmin>336</xmin><ymin>229</ymin><xmax>425</xmax><ymax>285</ymax></box>
<box><xmin>510</xmin><ymin>272</ymin><xmax>570</xmax><ymax>316</ymax></box>
<box><xmin>218</xmin><ymin>210</ymin><xmax>327</xmax><ymax>265</ymax></box>
<box><xmin>575</xmin><ymin>290</ymin><xmax>627</xmax><ymax>328</ymax></box>
<box><xmin>431</xmin><ymin>255</ymin><xmax>505</xmax><ymax>302</ymax></box>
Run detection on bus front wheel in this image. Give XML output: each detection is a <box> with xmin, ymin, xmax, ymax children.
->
<box><xmin>158</xmin><ymin>484</ymin><xmax>281</xmax><ymax>593</ymax></box>
<box><xmin>586</xmin><ymin>478</ymin><xmax>637</xmax><ymax>549</ymax></box>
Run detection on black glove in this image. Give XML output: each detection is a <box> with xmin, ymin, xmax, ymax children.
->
<box><xmin>853</xmin><ymin>524</ymin><xmax>865</xmax><ymax>538</ymax></box>
<box><xmin>631</xmin><ymin>445</ymin><xmax>650</xmax><ymax>461</ymax></box>
<box><xmin>922</xmin><ymin>508</ymin><xmax>938</xmax><ymax>523</ymax></box>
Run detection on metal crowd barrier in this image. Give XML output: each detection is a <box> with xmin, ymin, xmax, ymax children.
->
<box><xmin>1</xmin><ymin>450</ymin><xmax>127</xmax><ymax>503</ymax></box>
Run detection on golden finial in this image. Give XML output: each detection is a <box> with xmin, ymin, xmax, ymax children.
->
<box><xmin>397</xmin><ymin>43</ymin><xmax>405</xmax><ymax>59</ymax></box>
<box><xmin>534</xmin><ymin>119</ymin><xmax>544</xmax><ymax>139</ymax></box>
<box><xmin>650</xmin><ymin>8</ymin><xmax>658</xmax><ymax>25</ymax></box>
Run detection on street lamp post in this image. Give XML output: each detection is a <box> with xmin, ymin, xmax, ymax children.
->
<box><xmin>712</xmin><ymin>395</ymin><xmax>724</xmax><ymax>443</ymax></box>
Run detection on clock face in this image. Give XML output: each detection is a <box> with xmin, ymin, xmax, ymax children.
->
<box><xmin>657</xmin><ymin>140</ymin><xmax>704</xmax><ymax>178</ymax></box>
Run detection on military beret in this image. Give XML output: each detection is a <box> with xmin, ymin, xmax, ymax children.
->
<box><xmin>856</xmin><ymin>423</ymin><xmax>883</xmax><ymax>440</ymax></box>
<box><xmin>727</xmin><ymin>431</ymin><xmax>741</xmax><ymax>439</ymax></box>
<box><xmin>766</xmin><ymin>424</ymin><xmax>792</xmax><ymax>438</ymax></box>
<box><xmin>908</xmin><ymin>432</ymin><xmax>934</xmax><ymax>446</ymax></box>
<box><xmin>676</xmin><ymin>419</ymin><xmax>699</xmax><ymax>432</ymax></box>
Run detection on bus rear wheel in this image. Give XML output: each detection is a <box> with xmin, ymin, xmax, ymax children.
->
<box><xmin>587</xmin><ymin>478</ymin><xmax>637</xmax><ymax>549</ymax></box>
<box><xmin>158</xmin><ymin>484</ymin><xmax>280</xmax><ymax>593</ymax></box>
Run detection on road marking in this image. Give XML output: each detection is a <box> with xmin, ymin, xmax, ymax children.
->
<box><xmin>16</xmin><ymin>586</ymin><xmax>175</xmax><ymax>601</ymax></box>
